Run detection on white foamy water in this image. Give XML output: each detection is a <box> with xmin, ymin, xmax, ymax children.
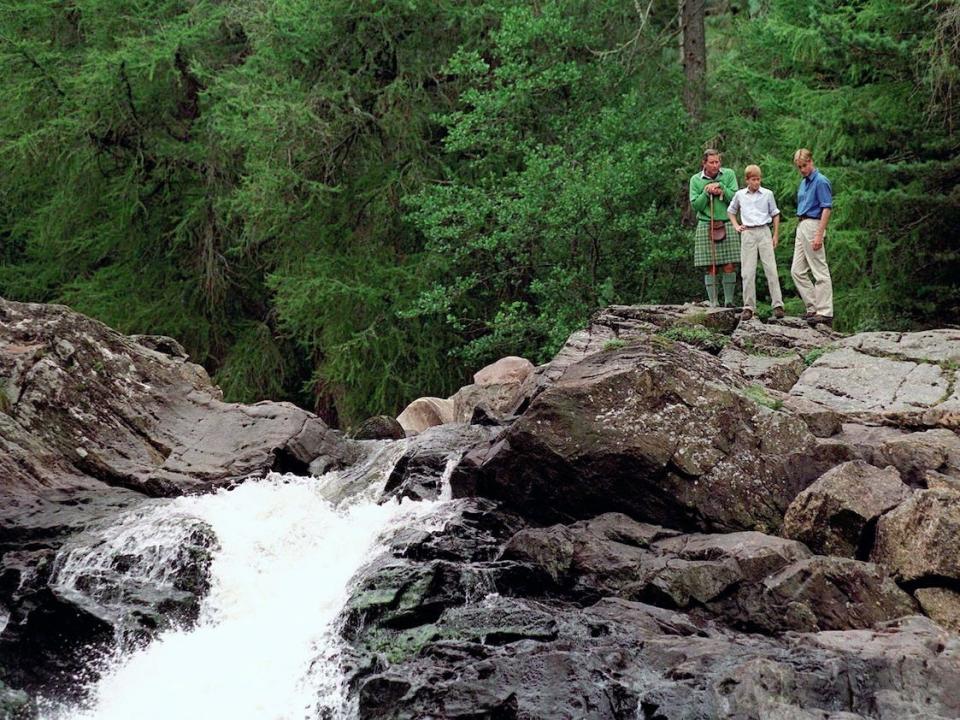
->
<box><xmin>40</xmin><ymin>464</ymin><xmax>438</xmax><ymax>720</ymax></box>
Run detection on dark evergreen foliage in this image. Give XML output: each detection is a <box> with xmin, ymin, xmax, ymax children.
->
<box><xmin>1</xmin><ymin>0</ymin><xmax>957</xmax><ymax>425</ymax></box>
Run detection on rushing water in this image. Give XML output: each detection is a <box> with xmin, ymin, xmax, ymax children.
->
<box><xmin>39</xmin><ymin>445</ymin><xmax>440</xmax><ymax>720</ymax></box>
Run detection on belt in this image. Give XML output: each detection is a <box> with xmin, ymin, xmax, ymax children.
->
<box><xmin>741</xmin><ymin>224</ymin><xmax>770</xmax><ymax>229</ymax></box>
<box><xmin>798</xmin><ymin>215</ymin><xmax>820</xmax><ymax>221</ymax></box>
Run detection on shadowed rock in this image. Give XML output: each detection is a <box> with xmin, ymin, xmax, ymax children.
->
<box><xmin>783</xmin><ymin>461</ymin><xmax>911</xmax><ymax>557</ymax></box>
<box><xmin>872</xmin><ymin>488</ymin><xmax>960</xmax><ymax>582</ymax></box>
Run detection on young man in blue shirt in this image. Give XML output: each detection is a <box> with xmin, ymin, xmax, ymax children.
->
<box><xmin>791</xmin><ymin>148</ymin><xmax>834</xmax><ymax>327</ymax></box>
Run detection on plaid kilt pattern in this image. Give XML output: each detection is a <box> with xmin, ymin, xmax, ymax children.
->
<box><xmin>694</xmin><ymin>220</ymin><xmax>741</xmax><ymax>267</ymax></box>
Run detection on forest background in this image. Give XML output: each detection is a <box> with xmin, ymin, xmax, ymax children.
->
<box><xmin>1</xmin><ymin>0</ymin><xmax>958</xmax><ymax>427</ymax></box>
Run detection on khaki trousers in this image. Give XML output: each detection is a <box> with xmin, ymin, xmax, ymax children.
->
<box><xmin>740</xmin><ymin>226</ymin><xmax>783</xmax><ymax>311</ymax></box>
<box><xmin>791</xmin><ymin>218</ymin><xmax>833</xmax><ymax>317</ymax></box>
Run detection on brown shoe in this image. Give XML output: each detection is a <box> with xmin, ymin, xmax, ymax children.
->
<box><xmin>740</xmin><ymin>308</ymin><xmax>753</xmax><ymax>321</ymax></box>
<box><xmin>806</xmin><ymin>314</ymin><xmax>833</xmax><ymax>327</ymax></box>
<box><xmin>802</xmin><ymin>310</ymin><xmax>817</xmax><ymax>320</ymax></box>
<box><xmin>773</xmin><ymin>307</ymin><xmax>785</xmax><ymax>319</ymax></box>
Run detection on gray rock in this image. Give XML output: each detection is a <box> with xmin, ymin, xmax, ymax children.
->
<box><xmin>914</xmin><ymin>587</ymin><xmax>960</xmax><ymax>633</ymax></box>
<box><xmin>720</xmin><ymin>346</ymin><xmax>808</xmax><ymax>392</ymax></box>
<box><xmin>731</xmin><ymin>556</ymin><xmax>917</xmax><ymax>632</ymax></box>
<box><xmin>781</xmin><ymin>395</ymin><xmax>843</xmax><ymax>437</ymax></box>
<box><xmin>790</xmin><ymin>332</ymin><xmax>960</xmax><ymax>429</ymax></box>
<box><xmin>0</xmin><ymin>299</ymin><xmax>348</xmax><ymax>501</ymax></box>
<box><xmin>782</xmin><ymin>461</ymin><xmax>911</xmax><ymax>557</ymax></box>
<box><xmin>839</xmin><ymin>329</ymin><xmax>960</xmax><ymax>364</ymax></box>
<box><xmin>872</xmin><ymin>488</ymin><xmax>960</xmax><ymax>582</ymax></box>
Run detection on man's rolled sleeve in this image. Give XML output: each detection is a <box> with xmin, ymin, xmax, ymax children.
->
<box><xmin>767</xmin><ymin>192</ymin><xmax>780</xmax><ymax>217</ymax></box>
<box><xmin>817</xmin><ymin>178</ymin><xmax>833</xmax><ymax>208</ymax></box>
<box><xmin>728</xmin><ymin>193</ymin><xmax>741</xmax><ymax>216</ymax></box>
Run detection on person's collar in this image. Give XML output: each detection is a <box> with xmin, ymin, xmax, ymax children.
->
<box><xmin>804</xmin><ymin>168</ymin><xmax>819</xmax><ymax>182</ymax></box>
<box><xmin>700</xmin><ymin>167</ymin><xmax>724</xmax><ymax>179</ymax></box>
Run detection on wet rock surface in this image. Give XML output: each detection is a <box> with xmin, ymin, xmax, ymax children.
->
<box><xmin>6</xmin><ymin>301</ymin><xmax>960</xmax><ymax>718</ymax></box>
<box><xmin>0</xmin><ymin>298</ymin><xmax>350</xmax><ymax>699</ymax></box>
<box><xmin>338</xmin><ymin>306</ymin><xmax>960</xmax><ymax>719</ymax></box>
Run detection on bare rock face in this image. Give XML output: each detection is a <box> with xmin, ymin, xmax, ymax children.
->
<box><xmin>871</xmin><ymin>488</ymin><xmax>960</xmax><ymax>582</ymax></box>
<box><xmin>345</xmin><ymin>501</ymin><xmax>959</xmax><ymax>720</ymax></box>
<box><xmin>780</xmin><ymin>395</ymin><xmax>843</xmax><ymax>438</ymax></box>
<box><xmin>498</xmin><ymin>514</ymin><xmax>914</xmax><ymax>634</ymax></box>
<box><xmin>783</xmin><ymin>461</ymin><xmax>911</xmax><ymax>557</ymax></box>
<box><xmin>720</xmin><ymin>317</ymin><xmax>834</xmax><ymax>393</ymax></box>
<box><xmin>455</xmin><ymin>335</ymin><xmax>819</xmax><ymax>532</ymax></box>
<box><xmin>0</xmin><ymin>299</ymin><xmax>347</xmax><ymax>501</ymax></box>
<box><xmin>790</xmin><ymin>330</ymin><xmax>960</xmax><ymax>429</ymax></box>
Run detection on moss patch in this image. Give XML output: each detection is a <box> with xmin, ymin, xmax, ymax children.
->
<box><xmin>659</xmin><ymin>325</ymin><xmax>730</xmax><ymax>354</ymax></box>
<box><xmin>743</xmin><ymin>384</ymin><xmax>783</xmax><ymax>410</ymax></box>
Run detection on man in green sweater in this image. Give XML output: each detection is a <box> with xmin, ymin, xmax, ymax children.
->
<box><xmin>689</xmin><ymin>149</ymin><xmax>740</xmax><ymax>306</ymax></box>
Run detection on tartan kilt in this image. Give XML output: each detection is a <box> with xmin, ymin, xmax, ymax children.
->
<box><xmin>694</xmin><ymin>221</ymin><xmax>741</xmax><ymax>267</ymax></box>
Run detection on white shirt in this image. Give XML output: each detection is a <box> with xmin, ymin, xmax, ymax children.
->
<box><xmin>728</xmin><ymin>186</ymin><xmax>780</xmax><ymax>226</ymax></box>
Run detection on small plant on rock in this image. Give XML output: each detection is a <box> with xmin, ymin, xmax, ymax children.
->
<box><xmin>659</xmin><ymin>325</ymin><xmax>730</xmax><ymax>354</ymax></box>
<box><xmin>803</xmin><ymin>347</ymin><xmax>831</xmax><ymax>366</ymax></box>
<box><xmin>744</xmin><ymin>384</ymin><xmax>783</xmax><ymax>411</ymax></box>
<box><xmin>602</xmin><ymin>338</ymin><xmax>627</xmax><ymax>352</ymax></box>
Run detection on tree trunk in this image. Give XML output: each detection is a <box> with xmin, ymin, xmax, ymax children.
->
<box><xmin>680</xmin><ymin>0</ymin><xmax>707</xmax><ymax>121</ymax></box>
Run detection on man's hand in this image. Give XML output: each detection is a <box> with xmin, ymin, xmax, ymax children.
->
<box><xmin>705</xmin><ymin>182</ymin><xmax>722</xmax><ymax>196</ymax></box>
<box><xmin>812</xmin><ymin>231</ymin><xmax>824</xmax><ymax>251</ymax></box>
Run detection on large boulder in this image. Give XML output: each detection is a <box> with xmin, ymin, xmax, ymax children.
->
<box><xmin>871</xmin><ymin>488</ymin><xmax>960</xmax><ymax>582</ymax></box>
<box><xmin>0</xmin><ymin>299</ymin><xmax>349</xmax><ymax>500</ymax></box>
<box><xmin>454</xmin><ymin>335</ymin><xmax>820</xmax><ymax>532</ymax></box>
<box><xmin>914</xmin><ymin>587</ymin><xmax>960</xmax><ymax>633</ymax></box>
<box><xmin>720</xmin><ymin>317</ymin><xmax>834</xmax><ymax>393</ymax></box>
<box><xmin>351</xmin><ymin>415</ymin><xmax>405</xmax><ymax>441</ymax></box>
<box><xmin>782</xmin><ymin>461</ymin><xmax>911</xmax><ymax>558</ymax></box>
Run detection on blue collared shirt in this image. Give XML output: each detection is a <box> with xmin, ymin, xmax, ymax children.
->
<box><xmin>796</xmin><ymin>169</ymin><xmax>833</xmax><ymax>218</ymax></box>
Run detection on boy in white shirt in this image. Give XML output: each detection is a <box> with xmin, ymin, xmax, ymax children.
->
<box><xmin>727</xmin><ymin>165</ymin><xmax>784</xmax><ymax>321</ymax></box>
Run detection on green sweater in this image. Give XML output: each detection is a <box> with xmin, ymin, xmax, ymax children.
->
<box><xmin>689</xmin><ymin>167</ymin><xmax>738</xmax><ymax>222</ymax></box>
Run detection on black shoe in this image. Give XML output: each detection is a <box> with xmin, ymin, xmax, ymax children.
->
<box><xmin>802</xmin><ymin>310</ymin><xmax>817</xmax><ymax>320</ymax></box>
<box><xmin>740</xmin><ymin>308</ymin><xmax>754</xmax><ymax>321</ymax></box>
<box><xmin>806</xmin><ymin>314</ymin><xmax>833</xmax><ymax>327</ymax></box>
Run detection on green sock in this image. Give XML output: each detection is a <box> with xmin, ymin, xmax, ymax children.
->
<box><xmin>704</xmin><ymin>274</ymin><xmax>719</xmax><ymax>307</ymax></box>
<box><xmin>722</xmin><ymin>271</ymin><xmax>737</xmax><ymax>307</ymax></box>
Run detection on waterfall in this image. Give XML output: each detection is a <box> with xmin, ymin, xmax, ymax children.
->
<box><xmin>39</xmin><ymin>446</ymin><xmax>438</xmax><ymax>720</ymax></box>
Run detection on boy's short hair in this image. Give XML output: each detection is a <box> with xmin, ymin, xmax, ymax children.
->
<box><xmin>744</xmin><ymin>164</ymin><xmax>761</xmax><ymax>179</ymax></box>
<box><xmin>794</xmin><ymin>148</ymin><xmax>813</xmax><ymax>165</ymax></box>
